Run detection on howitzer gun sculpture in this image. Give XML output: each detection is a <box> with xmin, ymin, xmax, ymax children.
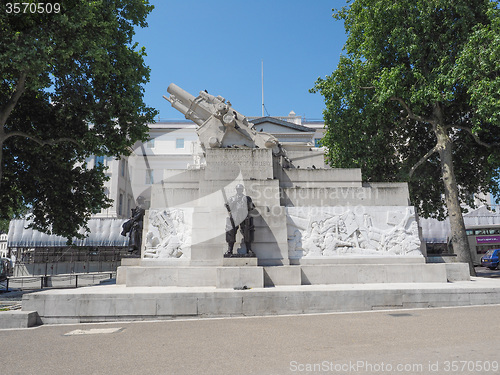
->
<box><xmin>163</xmin><ymin>83</ymin><xmax>280</xmax><ymax>151</ymax></box>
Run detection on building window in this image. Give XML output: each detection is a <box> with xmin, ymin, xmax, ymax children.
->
<box><xmin>94</xmin><ymin>155</ymin><xmax>105</xmax><ymax>166</ymax></box>
<box><xmin>147</xmin><ymin>138</ymin><xmax>155</xmax><ymax>148</ymax></box>
<box><xmin>120</xmin><ymin>159</ymin><xmax>127</xmax><ymax>177</ymax></box>
<box><xmin>314</xmin><ymin>138</ymin><xmax>322</xmax><ymax>147</ymax></box>
<box><xmin>146</xmin><ymin>169</ymin><xmax>154</xmax><ymax>185</ymax></box>
<box><xmin>176</xmin><ymin>138</ymin><xmax>185</xmax><ymax>149</ymax></box>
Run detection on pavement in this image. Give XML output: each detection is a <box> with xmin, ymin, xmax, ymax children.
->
<box><xmin>1</xmin><ymin>267</ymin><xmax>499</xmax><ymax>374</ymax></box>
<box><xmin>0</xmin><ymin>304</ymin><xmax>499</xmax><ymax>375</ymax></box>
<box><xmin>14</xmin><ymin>267</ymin><xmax>500</xmax><ymax>326</ymax></box>
<box><xmin>474</xmin><ymin>266</ymin><xmax>500</xmax><ymax>279</ymax></box>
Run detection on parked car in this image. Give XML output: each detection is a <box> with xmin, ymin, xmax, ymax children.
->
<box><xmin>481</xmin><ymin>249</ymin><xmax>500</xmax><ymax>270</ymax></box>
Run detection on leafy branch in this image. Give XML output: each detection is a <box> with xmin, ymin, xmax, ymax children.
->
<box><xmin>0</xmin><ymin>72</ymin><xmax>27</xmax><ymax>128</ymax></box>
<box><xmin>389</xmin><ymin>96</ymin><xmax>434</xmax><ymax>126</ymax></box>
<box><xmin>409</xmin><ymin>144</ymin><xmax>440</xmax><ymax>178</ymax></box>
<box><xmin>453</xmin><ymin>125</ymin><xmax>500</xmax><ymax>148</ymax></box>
<box><xmin>2</xmin><ymin>131</ymin><xmax>80</xmax><ymax>148</ymax></box>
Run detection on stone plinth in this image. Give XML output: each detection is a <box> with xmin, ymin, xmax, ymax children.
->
<box><xmin>118</xmin><ymin>258</ymin><xmax>469</xmax><ymax>288</ymax></box>
<box><xmin>444</xmin><ymin>263</ymin><xmax>471</xmax><ymax>281</ymax></box>
<box><xmin>300</xmin><ymin>264</ymin><xmax>448</xmax><ymax>284</ymax></box>
<box><xmin>126</xmin><ymin>266</ymin><xmax>218</xmax><ymax>287</ymax></box>
<box><xmin>216</xmin><ymin>267</ymin><xmax>264</xmax><ymax>289</ymax></box>
<box><xmin>135</xmin><ymin>148</ymin><xmax>435</xmax><ymax>291</ymax></box>
<box><xmin>223</xmin><ymin>257</ymin><xmax>258</xmax><ymax>266</ymax></box>
<box><xmin>125</xmin><ymin>265</ymin><xmax>264</xmax><ymax>289</ymax></box>
<box><xmin>23</xmin><ymin>276</ymin><xmax>497</xmax><ymax>324</ymax></box>
<box><xmin>0</xmin><ymin>311</ymin><xmax>40</xmax><ymax>328</ymax></box>
<box><xmin>264</xmin><ymin>266</ymin><xmax>302</xmax><ymax>287</ymax></box>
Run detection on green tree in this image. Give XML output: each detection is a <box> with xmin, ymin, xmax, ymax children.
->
<box><xmin>0</xmin><ymin>0</ymin><xmax>157</xmax><ymax>239</ymax></box>
<box><xmin>313</xmin><ymin>0</ymin><xmax>500</xmax><ymax>275</ymax></box>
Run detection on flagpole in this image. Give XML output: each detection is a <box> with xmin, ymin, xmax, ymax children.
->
<box><xmin>261</xmin><ymin>59</ymin><xmax>264</xmax><ymax>117</ymax></box>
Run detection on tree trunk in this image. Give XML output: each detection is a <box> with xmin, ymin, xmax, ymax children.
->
<box><xmin>0</xmin><ymin>72</ymin><xmax>27</xmax><ymax>187</ymax></box>
<box><xmin>0</xmin><ymin>139</ymin><xmax>3</xmax><ymax>188</ymax></box>
<box><xmin>434</xmin><ymin>121</ymin><xmax>476</xmax><ymax>276</ymax></box>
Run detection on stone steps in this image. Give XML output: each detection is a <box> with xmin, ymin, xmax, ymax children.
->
<box><xmin>21</xmin><ymin>278</ymin><xmax>500</xmax><ymax>325</ymax></box>
<box><xmin>117</xmin><ymin>262</ymin><xmax>469</xmax><ymax>288</ymax></box>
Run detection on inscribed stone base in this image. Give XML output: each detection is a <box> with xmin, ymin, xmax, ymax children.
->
<box><xmin>216</xmin><ymin>266</ymin><xmax>264</xmax><ymax>289</ymax></box>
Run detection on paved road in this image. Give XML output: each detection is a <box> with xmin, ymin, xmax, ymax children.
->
<box><xmin>475</xmin><ymin>266</ymin><xmax>500</xmax><ymax>279</ymax></box>
<box><xmin>1</xmin><ymin>304</ymin><xmax>499</xmax><ymax>375</ymax></box>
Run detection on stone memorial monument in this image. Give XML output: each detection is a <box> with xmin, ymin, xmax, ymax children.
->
<box><xmin>116</xmin><ymin>83</ymin><xmax>467</xmax><ymax>289</ymax></box>
<box><xmin>20</xmin><ymin>84</ymin><xmax>475</xmax><ymax>326</ymax></box>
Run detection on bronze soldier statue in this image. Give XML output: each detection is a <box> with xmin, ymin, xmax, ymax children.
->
<box><xmin>225</xmin><ymin>184</ymin><xmax>255</xmax><ymax>257</ymax></box>
<box><xmin>121</xmin><ymin>196</ymin><xmax>146</xmax><ymax>254</ymax></box>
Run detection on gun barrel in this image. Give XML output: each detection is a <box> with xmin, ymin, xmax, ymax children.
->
<box><xmin>165</xmin><ymin>83</ymin><xmax>213</xmax><ymax>126</ymax></box>
<box><xmin>164</xmin><ymin>82</ymin><xmax>280</xmax><ymax>150</ymax></box>
<box><xmin>167</xmin><ymin>83</ymin><xmax>196</xmax><ymax>109</ymax></box>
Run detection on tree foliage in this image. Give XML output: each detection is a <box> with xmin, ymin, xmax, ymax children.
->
<box><xmin>313</xmin><ymin>0</ymin><xmax>500</xmax><ymax>274</ymax></box>
<box><xmin>0</xmin><ymin>0</ymin><xmax>157</xmax><ymax>239</ymax></box>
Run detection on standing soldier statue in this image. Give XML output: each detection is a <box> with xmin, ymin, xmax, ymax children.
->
<box><xmin>225</xmin><ymin>184</ymin><xmax>256</xmax><ymax>257</ymax></box>
<box><xmin>121</xmin><ymin>196</ymin><xmax>146</xmax><ymax>254</ymax></box>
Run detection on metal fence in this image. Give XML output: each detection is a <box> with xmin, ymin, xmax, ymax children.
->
<box><xmin>0</xmin><ymin>272</ymin><xmax>116</xmax><ymax>292</ymax></box>
<box><xmin>11</xmin><ymin>247</ymin><xmax>128</xmax><ymax>264</ymax></box>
